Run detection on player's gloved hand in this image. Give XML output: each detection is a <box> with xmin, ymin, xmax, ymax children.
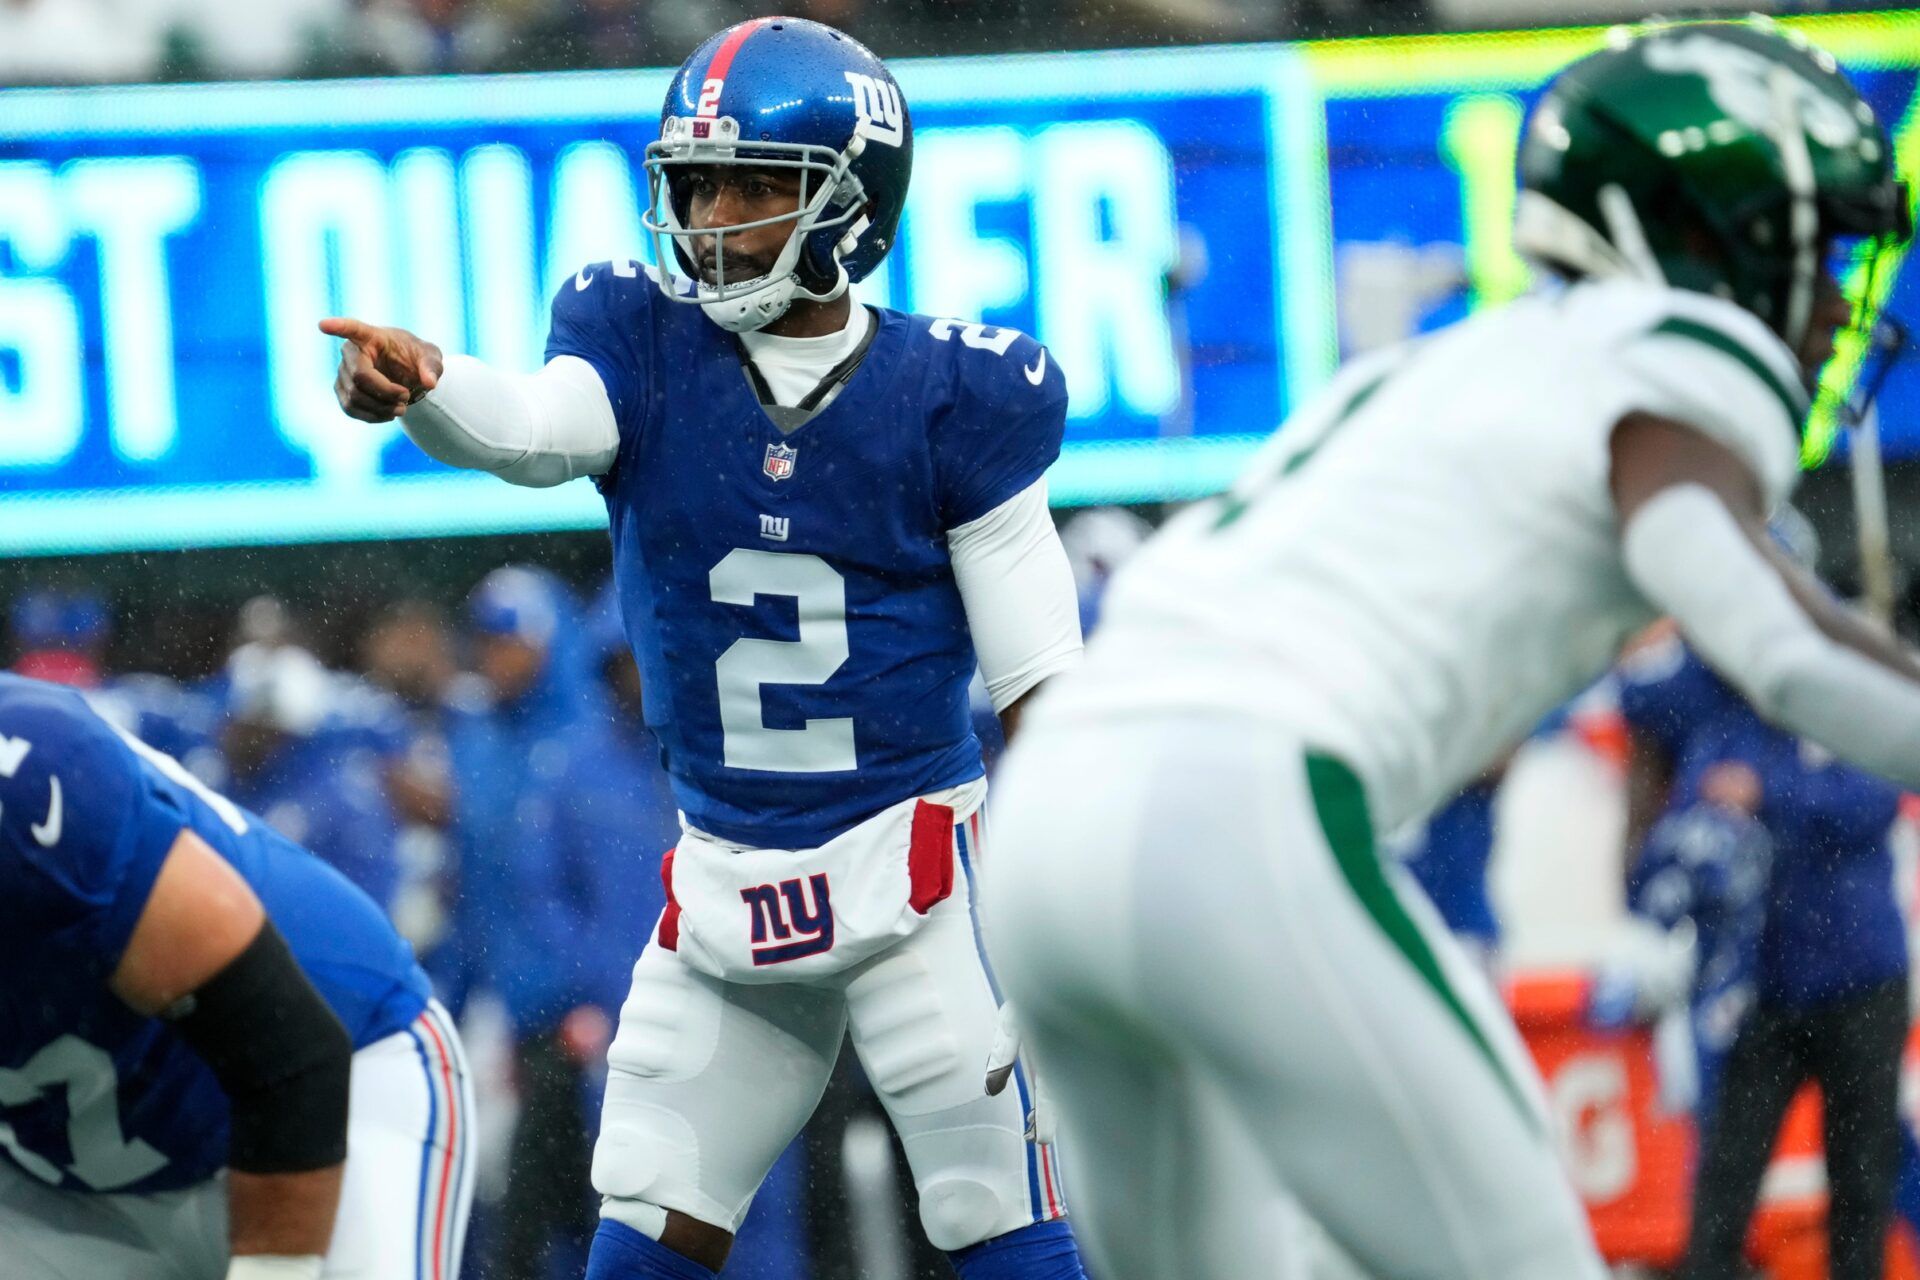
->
<box><xmin>225</xmin><ymin>1254</ymin><xmax>324</xmax><ymax>1280</ymax></box>
<box><xmin>984</xmin><ymin>1002</ymin><xmax>1056</xmax><ymax>1146</ymax></box>
<box><xmin>318</xmin><ymin>316</ymin><xmax>445</xmax><ymax>423</ymax></box>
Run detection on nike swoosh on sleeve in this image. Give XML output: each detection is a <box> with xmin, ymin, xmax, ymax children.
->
<box><xmin>1024</xmin><ymin>350</ymin><xmax>1048</xmax><ymax>386</ymax></box>
<box><xmin>574</xmin><ymin>268</ymin><xmax>596</xmax><ymax>292</ymax></box>
<box><xmin>30</xmin><ymin>775</ymin><xmax>61</xmax><ymax>848</ymax></box>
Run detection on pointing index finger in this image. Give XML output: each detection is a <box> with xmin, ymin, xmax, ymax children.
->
<box><xmin>318</xmin><ymin>316</ymin><xmax>378</xmax><ymax>345</ymax></box>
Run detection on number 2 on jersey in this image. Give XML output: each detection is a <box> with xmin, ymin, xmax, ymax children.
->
<box><xmin>710</xmin><ymin>549</ymin><xmax>857</xmax><ymax>773</ymax></box>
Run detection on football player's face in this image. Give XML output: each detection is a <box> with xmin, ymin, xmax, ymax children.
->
<box><xmin>477</xmin><ymin>633</ymin><xmax>545</xmax><ymax>702</ymax></box>
<box><xmin>684</xmin><ymin>166</ymin><xmax>804</xmax><ymax>283</ymax></box>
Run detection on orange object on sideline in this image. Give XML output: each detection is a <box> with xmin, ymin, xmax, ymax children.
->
<box><xmin>1507</xmin><ymin>969</ymin><xmax>1695</xmax><ymax>1268</ymax></box>
<box><xmin>1505</xmin><ymin>970</ymin><xmax>1919</xmax><ymax>1278</ymax></box>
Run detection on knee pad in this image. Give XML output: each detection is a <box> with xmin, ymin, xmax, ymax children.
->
<box><xmin>919</xmin><ymin>1176</ymin><xmax>1012</xmax><ymax>1253</ymax></box>
<box><xmin>591</xmin><ymin>1100</ymin><xmax>699</xmax><ymax>1215</ymax></box>
<box><xmin>595</xmin><ymin>943</ymin><xmax>839</xmax><ymax>1238</ymax></box>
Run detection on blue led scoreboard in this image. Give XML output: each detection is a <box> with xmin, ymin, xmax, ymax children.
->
<box><xmin>2</xmin><ymin>13</ymin><xmax>1916</xmax><ymax>554</ymax></box>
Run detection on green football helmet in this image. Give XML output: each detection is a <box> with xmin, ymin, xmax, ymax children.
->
<box><xmin>1515</xmin><ymin>18</ymin><xmax>1911</xmax><ymax>360</ymax></box>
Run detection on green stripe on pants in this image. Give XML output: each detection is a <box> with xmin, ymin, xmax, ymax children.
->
<box><xmin>1303</xmin><ymin>751</ymin><xmax>1538</xmax><ymax>1130</ymax></box>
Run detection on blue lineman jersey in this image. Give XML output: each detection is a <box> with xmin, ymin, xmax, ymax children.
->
<box><xmin>548</xmin><ymin>264</ymin><xmax>1069</xmax><ymax>849</ymax></box>
<box><xmin>0</xmin><ymin>675</ymin><xmax>429</xmax><ymax>1195</ymax></box>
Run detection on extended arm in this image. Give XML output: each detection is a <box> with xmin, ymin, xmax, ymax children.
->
<box><xmin>948</xmin><ymin>480</ymin><xmax>1084</xmax><ymax>743</ymax></box>
<box><xmin>320</xmin><ymin>317</ymin><xmax>618</xmax><ymax>487</ymax></box>
<box><xmin>111</xmin><ymin>830</ymin><xmax>352</xmax><ymax>1279</ymax></box>
<box><xmin>1612</xmin><ymin>412</ymin><xmax>1920</xmax><ymax>789</ymax></box>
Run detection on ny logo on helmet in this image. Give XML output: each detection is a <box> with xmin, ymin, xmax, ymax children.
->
<box><xmin>844</xmin><ymin>72</ymin><xmax>905</xmax><ymax>148</ymax></box>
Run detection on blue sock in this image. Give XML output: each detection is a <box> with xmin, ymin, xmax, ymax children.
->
<box><xmin>949</xmin><ymin>1219</ymin><xmax>1089</xmax><ymax>1279</ymax></box>
<box><xmin>585</xmin><ymin>1219</ymin><xmax>719</xmax><ymax>1280</ymax></box>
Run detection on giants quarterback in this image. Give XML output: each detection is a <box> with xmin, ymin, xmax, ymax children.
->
<box><xmin>323</xmin><ymin>17</ymin><xmax>1089</xmax><ymax>1280</ymax></box>
<box><xmin>985</xmin><ymin>18</ymin><xmax>1918</xmax><ymax>1280</ymax></box>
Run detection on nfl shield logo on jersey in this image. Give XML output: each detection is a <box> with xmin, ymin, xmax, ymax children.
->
<box><xmin>763</xmin><ymin>441</ymin><xmax>798</xmax><ymax>481</ymax></box>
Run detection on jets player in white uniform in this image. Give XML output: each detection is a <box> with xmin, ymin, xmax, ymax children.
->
<box><xmin>983</xmin><ymin>19</ymin><xmax>1917</xmax><ymax>1280</ymax></box>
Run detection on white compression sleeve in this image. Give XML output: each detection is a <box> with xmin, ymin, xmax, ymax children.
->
<box><xmin>1621</xmin><ymin>482</ymin><xmax>1920</xmax><ymax>788</ymax></box>
<box><xmin>401</xmin><ymin>354</ymin><xmax>619</xmax><ymax>487</ymax></box>
<box><xmin>948</xmin><ymin>480</ymin><xmax>1084</xmax><ymax>713</ymax></box>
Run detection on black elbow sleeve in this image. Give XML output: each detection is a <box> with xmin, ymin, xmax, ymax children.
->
<box><xmin>165</xmin><ymin>919</ymin><xmax>352</xmax><ymax>1174</ymax></box>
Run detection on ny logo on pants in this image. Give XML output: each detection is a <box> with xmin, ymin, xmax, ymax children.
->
<box><xmin>740</xmin><ymin>874</ymin><xmax>835</xmax><ymax>966</ymax></box>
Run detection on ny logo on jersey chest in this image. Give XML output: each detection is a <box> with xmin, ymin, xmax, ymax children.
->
<box><xmin>741</xmin><ymin>874</ymin><xmax>835</xmax><ymax>965</ymax></box>
<box><xmin>763</xmin><ymin>441</ymin><xmax>798</xmax><ymax>481</ymax></box>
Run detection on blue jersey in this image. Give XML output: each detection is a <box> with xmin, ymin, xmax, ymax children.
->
<box><xmin>548</xmin><ymin>265</ymin><xmax>1068</xmax><ymax>848</ymax></box>
<box><xmin>1400</xmin><ymin>783</ymin><xmax>1500</xmax><ymax>946</ymax></box>
<box><xmin>0</xmin><ymin>675</ymin><xmax>428</xmax><ymax>1195</ymax></box>
<box><xmin>1620</xmin><ymin>641</ymin><xmax>1907</xmax><ymax>1008</ymax></box>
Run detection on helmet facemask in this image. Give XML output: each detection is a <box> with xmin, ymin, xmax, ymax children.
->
<box><xmin>1810</xmin><ymin>204</ymin><xmax>1914</xmax><ymax>430</ymax></box>
<box><xmin>644</xmin><ymin>116</ymin><xmax>874</xmax><ymax>333</ymax></box>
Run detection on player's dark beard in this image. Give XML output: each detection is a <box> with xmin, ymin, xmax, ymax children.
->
<box><xmin>696</xmin><ymin>239</ymin><xmax>775</xmax><ymax>287</ymax></box>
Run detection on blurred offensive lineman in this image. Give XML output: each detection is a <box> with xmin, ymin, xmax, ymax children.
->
<box><xmin>321</xmin><ymin>17</ymin><xmax>1088</xmax><ymax>1280</ymax></box>
<box><xmin>982</xmin><ymin>19</ymin><xmax>1918</xmax><ymax>1280</ymax></box>
<box><xmin>0</xmin><ymin>673</ymin><xmax>473</xmax><ymax>1280</ymax></box>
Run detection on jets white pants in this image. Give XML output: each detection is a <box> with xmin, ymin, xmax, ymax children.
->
<box><xmin>0</xmin><ymin>1001</ymin><xmax>475</xmax><ymax>1280</ymax></box>
<box><xmin>980</xmin><ymin>712</ymin><xmax>1607</xmax><ymax>1280</ymax></box>
<box><xmin>592</xmin><ymin>811</ymin><xmax>1066</xmax><ymax>1252</ymax></box>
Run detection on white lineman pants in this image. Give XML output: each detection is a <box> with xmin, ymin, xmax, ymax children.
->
<box><xmin>0</xmin><ymin>1001</ymin><xmax>476</xmax><ymax>1280</ymax></box>
<box><xmin>980</xmin><ymin>714</ymin><xmax>1607</xmax><ymax>1280</ymax></box>
<box><xmin>592</xmin><ymin>812</ymin><xmax>1065</xmax><ymax>1252</ymax></box>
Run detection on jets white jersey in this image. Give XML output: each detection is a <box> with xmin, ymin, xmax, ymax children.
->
<box><xmin>1043</xmin><ymin>280</ymin><xmax>1808</xmax><ymax>831</ymax></box>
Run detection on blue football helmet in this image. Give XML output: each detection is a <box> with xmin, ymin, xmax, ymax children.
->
<box><xmin>645</xmin><ymin>16</ymin><xmax>914</xmax><ymax>332</ymax></box>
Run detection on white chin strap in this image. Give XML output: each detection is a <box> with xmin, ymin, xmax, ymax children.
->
<box><xmin>698</xmin><ymin>270</ymin><xmax>854</xmax><ymax>332</ymax></box>
<box><xmin>699</xmin><ymin>273</ymin><xmax>802</xmax><ymax>333</ymax></box>
<box><xmin>696</xmin><ymin>256</ymin><xmax>851</xmax><ymax>334</ymax></box>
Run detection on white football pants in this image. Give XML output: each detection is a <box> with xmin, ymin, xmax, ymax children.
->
<box><xmin>592</xmin><ymin>811</ymin><xmax>1066</xmax><ymax>1252</ymax></box>
<box><xmin>0</xmin><ymin>1001</ymin><xmax>475</xmax><ymax>1280</ymax></box>
<box><xmin>981</xmin><ymin>713</ymin><xmax>1607</xmax><ymax>1280</ymax></box>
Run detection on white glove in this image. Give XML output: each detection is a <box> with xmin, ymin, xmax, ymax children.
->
<box><xmin>984</xmin><ymin>1002</ymin><xmax>1056</xmax><ymax>1146</ymax></box>
<box><xmin>226</xmin><ymin>1255</ymin><xmax>325</xmax><ymax>1280</ymax></box>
